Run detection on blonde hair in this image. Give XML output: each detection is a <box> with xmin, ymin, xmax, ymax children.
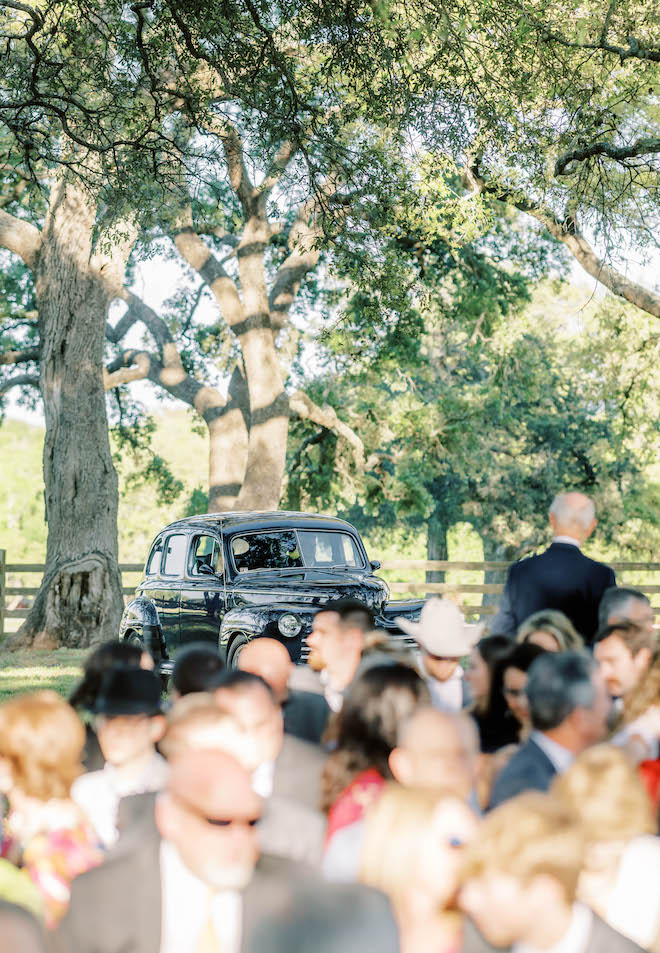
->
<box><xmin>359</xmin><ymin>784</ymin><xmax>461</xmax><ymax>911</ymax></box>
<box><xmin>0</xmin><ymin>691</ymin><xmax>85</xmax><ymax>800</ymax></box>
<box><xmin>517</xmin><ymin>610</ymin><xmax>583</xmax><ymax>651</ymax></box>
<box><xmin>625</xmin><ymin>649</ymin><xmax>660</xmax><ymax>723</ymax></box>
<box><xmin>462</xmin><ymin>793</ymin><xmax>584</xmax><ymax>900</ymax></box>
<box><xmin>552</xmin><ymin>744</ymin><xmax>655</xmax><ymax>842</ymax></box>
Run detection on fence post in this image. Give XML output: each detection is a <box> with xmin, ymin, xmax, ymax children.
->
<box><xmin>0</xmin><ymin>549</ymin><xmax>5</xmax><ymax>641</ymax></box>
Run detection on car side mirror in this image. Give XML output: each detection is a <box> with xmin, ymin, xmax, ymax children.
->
<box><xmin>370</xmin><ymin>559</ymin><xmax>381</xmax><ymax>571</ymax></box>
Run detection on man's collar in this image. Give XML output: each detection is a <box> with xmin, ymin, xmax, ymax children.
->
<box><xmin>552</xmin><ymin>535</ymin><xmax>582</xmax><ymax>548</ymax></box>
<box><xmin>530</xmin><ymin>731</ymin><xmax>575</xmax><ymax>774</ymax></box>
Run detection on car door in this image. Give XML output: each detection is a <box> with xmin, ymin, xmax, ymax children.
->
<box><xmin>151</xmin><ymin>532</ymin><xmax>186</xmax><ymax>650</ymax></box>
<box><xmin>179</xmin><ymin>533</ymin><xmax>226</xmax><ymax>646</ymax></box>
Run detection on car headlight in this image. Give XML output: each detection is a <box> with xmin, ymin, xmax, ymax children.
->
<box><xmin>278</xmin><ymin>613</ymin><xmax>302</xmax><ymax>638</ymax></box>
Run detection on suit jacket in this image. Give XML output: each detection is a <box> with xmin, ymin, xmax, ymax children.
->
<box><xmin>488</xmin><ymin>738</ymin><xmax>556</xmax><ymax>809</ymax></box>
<box><xmin>50</xmin><ymin>814</ymin><xmax>396</xmax><ymax>953</ymax></box>
<box><xmin>585</xmin><ymin>913</ymin><xmax>647</xmax><ymax>953</ymax></box>
<box><xmin>491</xmin><ymin>542</ymin><xmax>615</xmax><ymax>644</ymax></box>
<box><xmin>283</xmin><ymin>690</ymin><xmax>331</xmax><ymax>745</ymax></box>
<box><xmin>273</xmin><ymin>733</ymin><xmax>327</xmax><ymax>812</ymax></box>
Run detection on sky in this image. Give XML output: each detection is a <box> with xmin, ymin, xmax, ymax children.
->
<box><xmin>4</xmin><ymin>233</ymin><xmax>659</xmax><ymax>428</ymax></box>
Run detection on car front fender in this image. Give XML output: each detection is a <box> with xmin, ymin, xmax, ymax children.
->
<box><xmin>120</xmin><ymin>597</ymin><xmax>166</xmax><ymax>660</ymax></box>
<box><xmin>220</xmin><ymin>603</ymin><xmax>314</xmax><ymax>663</ymax></box>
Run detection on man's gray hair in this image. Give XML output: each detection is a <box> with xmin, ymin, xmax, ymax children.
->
<box><xmin>598</xmin><ymin>586</ymin><xmax>650</xmax><ymax>631</ymax></box>
<box><xmin>527</xmin><ymin>652</ymin><xmax>597</xmax><ymax>731</ymax></box>
<box><xmin>548</xmin><ymin>493</ymin><xmax>595</xmax><ymax>531</ymax></box>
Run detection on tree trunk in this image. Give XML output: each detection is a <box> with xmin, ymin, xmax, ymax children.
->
<box><xmin>207</xmin><ymin>366</ymin><xmax>250</xmax><ymax>512</ymax></box>
<box><xmin>426</xmin><ymin>511</ymin><xmax>449</xmax><ymax>598</ymax></box>
<box><xmin>480</xmin><ymin>535</ymin><xmax>517</xmax><ymax>625</ymax></box>
<box><xmin>15</xmin><ymin>181</ymin><xmax>122</xmax><ymax>649</ymax></box>
<box><xmin>234</xmin><ymin>218</ymin><xmax>290</xmax><ymax>511</ymax></box>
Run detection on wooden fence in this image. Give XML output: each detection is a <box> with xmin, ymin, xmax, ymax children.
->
<box><xmin>1</xmin><ymin>550</ymin><xmax>659</xmax><ymax>637</ymax></box>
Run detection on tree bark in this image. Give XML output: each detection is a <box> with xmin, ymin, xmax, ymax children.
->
<box><xmin>233</xmin><ymin>215</ymin><xmax>290</xmax><ymax>511</ymax></box>
<box><xmin>426</xmin><ymin>510</ymin><xmax>449</xmax><ymax>597</ymax></box>
<box><xmin>208</xmin><ymin>365</ymin><xmax>250</xmax><ymax>512</ymax></box>
<box><xmin>480</xmin><ymin>535</ymin><xmax>518</xmax><ymax>624</ymax></box>
<box><xmin>14</xmin><ymin>180</ymin><xmax>123</xmax><ymax>649</ymax></box>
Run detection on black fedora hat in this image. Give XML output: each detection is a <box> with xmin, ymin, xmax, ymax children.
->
<box><xmin>92</xmin><ymin>666</ymin><xmax>164</xmax><ymax>716</ymax></box>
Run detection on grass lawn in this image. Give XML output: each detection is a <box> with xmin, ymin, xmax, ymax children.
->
<box><xmin>0</xmin><ymin>649</ymin><xmax>86</xmax><ymax>703</ymax></box>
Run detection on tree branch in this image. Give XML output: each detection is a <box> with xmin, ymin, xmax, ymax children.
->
<box><xmin>464</xmin><ymin>160</ymin><xmax>660</xmax><ymax>320</ymax></box>
<box><xmin>555</xmin><ymin>137</ymin><xmax>660</xmax><ymax>176</ymax></box>
<box><xmin>0</xmin><ymin>207</ymin><xmax>41</xmax><ymax>269</ymax></box>
<box><xmin>0</xmin><ymin>346</ymin><xmax>39</xmax><ymax>365</ymax></box>
<box><xmin>0</xmin><ymin>372</ymin><xmax>39</xmax><ymax>395</ymax></box>
<box><xmin>171</xmin><ymin>207</ymin><xmax>244</xmax><ymax>328</ymax></box>
<box><xmin>289</xmin><ymin>390</ymin><xmax>365</xmax><ymax>471</ymax></box>
<box><xmin>269</xmin><ymin>175</ymin><xmax>343</xmax><ymax>330</ymax></box>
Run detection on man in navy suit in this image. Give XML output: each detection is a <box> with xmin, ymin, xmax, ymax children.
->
<box><xmin>489</xmin><ymin>652</ymin><xmax>611</xmax><ymax>809</ymax></box>
<box><xmin>491</xmin><ymin>493</ymin><xmax>615</xmax><ymax>645</ymax></box>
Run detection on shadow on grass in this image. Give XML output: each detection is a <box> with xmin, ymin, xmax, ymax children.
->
<box><xmin>0</xmin><ymin>649</ymin><xmax>86</xmax><ymax>703</ymax></box>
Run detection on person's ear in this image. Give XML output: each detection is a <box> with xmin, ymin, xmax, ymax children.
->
<box><xmin>549</xmin><ymin>513</ymin><xmax>558</xmax><ymax>532</ymax></box>
<box><xmin>635</xmin><ymin>647</ymin><xmax>652</xmax><ymax>672</ymax></box>
<box><xmin>150</xmin><ymin>715</ymin><xmax>167</xmax><ymax>743</ymax></box>
<box><xmin>585</xmin><ymin>517</ymin><xmax>597</xmax><ymax>540</ymax></box>
<box><xmin>388</xmin><ymin>747</ymin><xmax>412</xmax><ymax>785</ymax></box>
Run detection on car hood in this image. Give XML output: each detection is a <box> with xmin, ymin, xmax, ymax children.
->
<box><xmin>229</xmin><ymin>568</ymin><xmax>389</xmax><ymax>612</ymax></box>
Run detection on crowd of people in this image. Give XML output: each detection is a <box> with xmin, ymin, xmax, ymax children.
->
<box><xmin>0</xmin><ymin>492</ymin><xmax>658</xmax><ymax>953</ymax></box>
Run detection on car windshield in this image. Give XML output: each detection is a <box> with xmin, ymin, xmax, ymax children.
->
<box><xmin>231</xmin><ymin>531</ymin><xmax>303</xmax><ymax>572</ymax></box>
<box><xmin>229</xmin><ymin>529</ymin><xmax>364</xmax><ymax>572</ymax></box>
<box><xmin>297</xmin><ymin>531</ymin><xmax>364</xmax><ymax>568</ymax></box>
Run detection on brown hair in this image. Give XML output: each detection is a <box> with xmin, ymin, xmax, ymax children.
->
<box><xmin>320</xmin><ymin>664</ymin><xmax>429</xmax><ymax>813</ymax></box>
<box><xmin>0</xmin><ymin>691</ymin><xmax>85</xmax><ymax>800</ymax></box>
<box><xmin>595</xmin><ymin>620</ymin><xmax>655</xmax><ymax>657</ymax></box>
<box><xmin>552</xmin><ymin>745</ymin><xmax>655</xmax><ymax>842</ymax></box>
<box><xmin>461</xmin><ymin>793</ymin><xmax>584</xmax><ymax>900</ymax></box>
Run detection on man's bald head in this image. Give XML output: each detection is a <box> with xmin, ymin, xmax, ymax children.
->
<box><xmin>168</xmin><ymin>748</ymin><xmax>261</xmax><ymax>819</ymax></box>
<box><xmin>238</xmin><ymin>638</ymin><xmax>292</xmax><ymax>703</ymax></box>
<box><xmin>156</xmin><ymin>749</ymin><xmax>261</xmax><ymax>890</ymax></box>
<box><xmin>549</xmin><ymin>492</ymin><xmax>597</xmax><ymax>543</ymax></box>
<box><xmin>389</xmin><ymin>707</ymin><xmax>478</xmax><ymax>798</ymax></box>
<box><xmin>161</xmin><ymin>693</ymin><xmax>247</xmax><ymax>765</ymax></box>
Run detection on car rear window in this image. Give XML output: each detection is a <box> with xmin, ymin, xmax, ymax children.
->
<box><xmin>162</xmin><ymin>533</ymin><xmax>187</xmax><ymax>576</ymax></box>
<box><xmin>230</xmin><ymin>531</ymin><xmax>303</xmax><ymax>572</ymax></box>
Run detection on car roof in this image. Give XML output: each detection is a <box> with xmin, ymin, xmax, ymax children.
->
<box><xmin>158</xmin><ymin>511</ymin><xmax>359</xmax><ymax>536</ymax></box>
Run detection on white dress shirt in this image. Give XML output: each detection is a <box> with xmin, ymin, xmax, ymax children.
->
<box><xmin>530</xmin><ymin>731</ymin><xmax>575</xmax><ymax>775</ymax></box>
<box><xmin>159</xmin><ymin>841</ymin><xmax>242</xmax><ymax>953</ymax></box>
<box><xmin>513</xmin><ymin>903</ymin><xmax>592</xmax><ymax>953</ymax></box>
<box><xmin>72</xmin><ymin>751</ymin><xmax>169</xmax><ymax>847</ymax></box>
<box><xmin>418</xmin><ymin>655</ymin><xmax>464</xmax><ymax>713</ymax></box>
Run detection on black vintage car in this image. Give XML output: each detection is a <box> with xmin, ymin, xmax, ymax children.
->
<box><xmin>119</xmin><ymin>511</ymin><xmax>424</xmax><ymax>669</ymax></box>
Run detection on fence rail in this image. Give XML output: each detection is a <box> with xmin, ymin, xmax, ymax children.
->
<box><xmin>1</xmin><ymin>551</ymin><xmax>658</xmax><ymax>635</ymax></box>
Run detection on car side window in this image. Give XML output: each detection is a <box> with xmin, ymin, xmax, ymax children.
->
<box><xmin>190</xmin><ymin>535</ymin><xmax>224</xmax><ymax>577</ymax></box>
<box><xmin>162</xmin><ymin>533</ymin><xmax>187</xmax><ymax>577</ymax></box>
<box><xmin>145</xmin><ymin>536</ymin><xmax>164</xmax><ymax>576</ymax></box>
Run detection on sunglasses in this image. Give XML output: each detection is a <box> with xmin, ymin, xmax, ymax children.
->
<box><xmin>205</xmin><ymin>817</ymin><xmax>260</xmax><ymax>828</ymax></box>
<box><xmin>173</xmin><ymin>794</ymin><xmax>260</xmax><ymax>828</ymax></box>
<box><xmin>503</xmin><ymin>688</ymin><xmax>526</xmax><ymax>698</ymax></box>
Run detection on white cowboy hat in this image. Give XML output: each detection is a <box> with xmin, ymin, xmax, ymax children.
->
<box><xmin>395</xmin><ymin>598</ymin><xmax>481</xmax><ymax>657</ymax></box>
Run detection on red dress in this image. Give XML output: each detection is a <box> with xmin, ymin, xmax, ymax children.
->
<box><xmin>639</xmin><ymin>759</ymin><xmax>660</xmax><ymax>813</ymax></box>
<box><xmin>324</xmin><ymin>768</ymin><xmax>386</xmax><ymax>847</ymax></box>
